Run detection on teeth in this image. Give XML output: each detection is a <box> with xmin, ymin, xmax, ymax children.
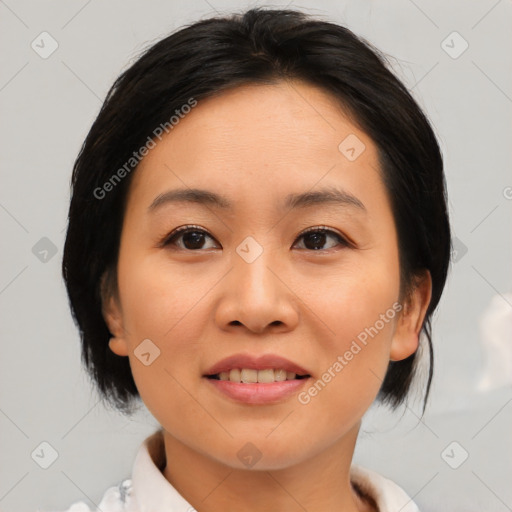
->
<box><xmin>216</xmin><ymin>369</ymin><xmax>304</xmax><ymax>383</ymax></box>
<box><xmin>274</xmin><ymin>369</ymin><xmax>287</xmax><ymax>381</ymax></box>
<box><xmin>229</xmin><ymin>369</ymin><xmax>240</xmax><ymax>382</ymax></box>
<box><xmin>241</xmin><ymin>369</ymin><xmax>258</xmax><ymax>383</ymax></box>
<box><xmin>257</xmin><ymin>369</ymin><xmax>275</xmax><ymax>383</ymax></box>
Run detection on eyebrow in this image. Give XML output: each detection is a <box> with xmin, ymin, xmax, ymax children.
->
<box><xmin>148</xmin><ymin>186</ymin><xmax>366</xmax><ymax>214</ymax></box>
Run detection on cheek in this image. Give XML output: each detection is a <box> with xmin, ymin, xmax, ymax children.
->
<box><xmin>295</xmin><ymin>291</ymin><xmax>398</xmax><ymax>440</ymax></box>
<box><xmin>116</xmin><ymin>246</ymin><xmax>237</xmax><ymax>396</ymax></box>
<box><xmin>307</xmin><ymin>250</ymin><xmax>401</xmax><ymax>348</ymax></box>
<box><xmin>117</xmin><ymin>249</ymin><xmax>210</xmax><ymax>340</ymax></box>
<box><xmin>115</xmin><ymin>250</ymin><xmax>207</xmax><ymax>395</ymax></box>
<box><xmin>297</xmin><ymin>255</ymin><xmax>401</xmax><ymax>411</ymax></box>
<box><xmin>117</xmin><ymin>260</ymin><xmax>206</xmax><ymax>434</ymax></box>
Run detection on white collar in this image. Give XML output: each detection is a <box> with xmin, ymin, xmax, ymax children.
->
<box><xmin>128</xmin><ymin>429</ymin><xmax>420</xmax><ymax>512</ymax></box>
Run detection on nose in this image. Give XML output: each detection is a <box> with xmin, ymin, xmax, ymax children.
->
<box><xmin>214</xmin><ymin>244</ymin><xmax>300</xmax><ymax>334</ymax></box>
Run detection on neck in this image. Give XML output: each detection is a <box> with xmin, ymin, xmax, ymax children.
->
<box><xmin>161</xmin><ymin>422</ymin><xmax>374</xmax><ymax>512</ymax></box>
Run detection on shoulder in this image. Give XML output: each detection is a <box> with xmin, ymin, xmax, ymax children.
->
<box><xmin>38</xmin><ymin>479</ymin><xmax>135</xmax><ymax>512</ymax></box>
<box><xmin>350</xmin><ymin>464</ymin><xmax>421</xmax><ymax>512</ymax></box>
<box><xmin>42</xmin><ymin>429</ymin><xmax>163</xmax><ymax>512</ymax></box>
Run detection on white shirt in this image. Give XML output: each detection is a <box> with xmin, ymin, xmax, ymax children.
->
<box><xmin>49</xmin><ymin>429</ymin><xmax>420</xmax><ymax>512</ymax></box>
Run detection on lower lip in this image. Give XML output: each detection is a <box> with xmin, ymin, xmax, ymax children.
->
<box><xmin>205</xmin><ymin>377</ymin><xmax>310</xmax><ymax>405</ymax></box>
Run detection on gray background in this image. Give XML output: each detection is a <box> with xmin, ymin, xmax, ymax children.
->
<box><xmin>1</xmin><ymin>1</ymin><xmax>511</xmax><ymax>511</ymax></box>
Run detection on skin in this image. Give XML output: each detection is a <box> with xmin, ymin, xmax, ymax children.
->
<box><xmin>103</xmin><ymin>80</ymin><xmax>432</xmax><ymax>512</ymax></box>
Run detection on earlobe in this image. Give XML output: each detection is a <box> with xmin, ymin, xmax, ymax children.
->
<box><xmin>390</xmin><ymin>270</ymin><xmax>432</xmax><ymax>362</ymax></box>
<box><xmin>100</xmin><ymin>271</ymin><xmax>129</xmax><ymax>356</ymax></box>
<box><xmin>103</xmin><ymin>298</ymin><xmax>130</xmax><ymax>357</ymax></box>
<box><xmin>108</xmin><ymin>337</ymin><xmax>130</xmax><ymax>357</ymax></box>
<box><xmin>104</xmin><ymin>299</ymin><xmax>130</xmax><ymax>357</ymax></box>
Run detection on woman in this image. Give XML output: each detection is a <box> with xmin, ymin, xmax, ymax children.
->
<box><xmin>59</xmin><ymin>7</ymin><xmax>452</xmax><ymax>512</ymax></box>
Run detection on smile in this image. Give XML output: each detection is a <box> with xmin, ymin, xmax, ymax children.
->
<box><xmin>207</xmin><ymin>368</ymin><xmax>310</xmax><ymax>383</ymax></box>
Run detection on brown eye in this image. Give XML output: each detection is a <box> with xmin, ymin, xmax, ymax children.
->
<box><xmin>163</xmin><ymin>226</ymin><xmax>218</xmax><ymax>250</ymax></box>
<box><xmin>161</xmin><ymin>225</ymin><xmax>349</xmax><ymax>252</ymax></box>
<box><xmin>295</xmin><ymin>228</ymin><xmax>349</xmax><ymax>251</ymax></box>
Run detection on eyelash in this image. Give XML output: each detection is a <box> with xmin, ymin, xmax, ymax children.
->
<box><xmin>160</xmin><ymin>224</ymin><xmax>351</xmax><ymax>252</ymax></box>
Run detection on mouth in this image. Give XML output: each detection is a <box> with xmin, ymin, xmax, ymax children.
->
<box><xmin>203</xmin><ymin>353</ymin><xmax>312</xmax><ymax>404</ymax></box>
<box><xmin>204</xmin><ymin>370</ymin><xmax>311</xmax><ymax>405</ymax></box>
<box><xmin>206</xmin><ymin>368</ymin><xmax>311</xmax><ymax>383</ymax></box>
<box><xmin>204</xmin><ymin>353</ymin><xmax>312</xmax><ymax>382</ymax></box>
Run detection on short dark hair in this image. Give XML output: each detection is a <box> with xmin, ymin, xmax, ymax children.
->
<box><xmin>62</xmin><ymin>7</ymin><xmax>452</xmax><ymax>416</ymax></box>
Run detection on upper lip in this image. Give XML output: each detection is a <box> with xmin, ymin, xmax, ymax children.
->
<box><xmin>204</xmin><ymin>353</ymin><xmax>311</xmax><ymax>377</ymax></box>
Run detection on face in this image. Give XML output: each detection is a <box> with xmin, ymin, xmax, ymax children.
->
<box><xmin>104</xmin><ymin>80</ymin><xmax>431</xmax><ymax>470</ymax></box>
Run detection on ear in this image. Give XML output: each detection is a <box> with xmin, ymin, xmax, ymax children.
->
<box><xmin>390</xmin><ymin>270</ymin><xmax>432</xmax><ymax>362</ymax></box>
<box><xmin>100</xmin><ymin>271</ymin><xmax>129</xmax><ymax>357</ymax></box>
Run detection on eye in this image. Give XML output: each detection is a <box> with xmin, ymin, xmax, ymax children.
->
<box><xmin>161</xmin><ymin>225</ymin><xmax>350</xmax><ymax>252</ymax></box>
<box><xmin>161</xmin><ymin>225</ymin><xmax>218</xmax><ymax>250</ymax></box>
<box><xmin>294</xmin><ymin>227</ymin><xmax>350</xmax><ymax>251</ymax></box>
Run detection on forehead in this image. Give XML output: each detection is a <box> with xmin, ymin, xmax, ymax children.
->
<box><xmin>126</xmin><ymin>80</ymin><xmax>385</xmax><ymax>216</ymax></box>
